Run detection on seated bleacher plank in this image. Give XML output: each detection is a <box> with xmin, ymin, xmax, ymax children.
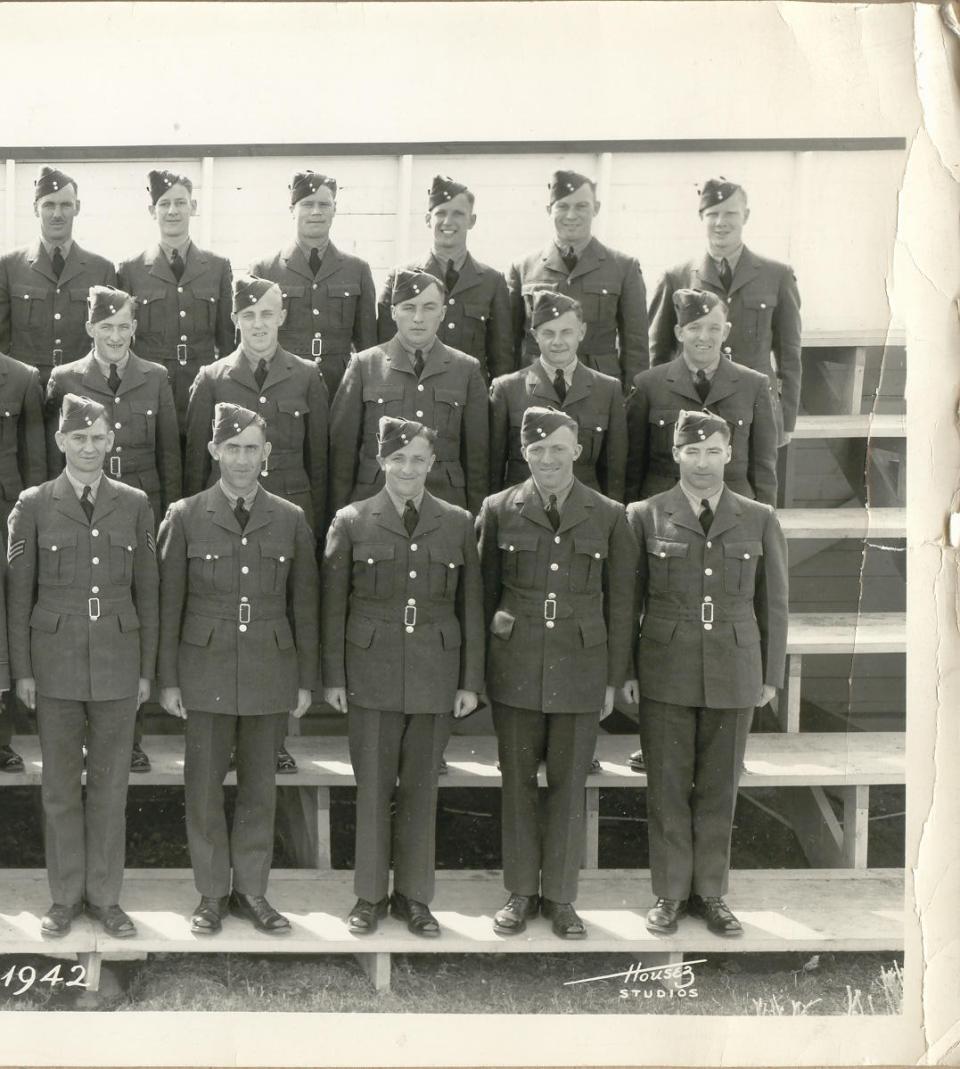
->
<box><xmin>778</xmin><ymin>507</ymin><xmax>905</xmax><ymax>540</ymax></box>
<box><xmin>785</xmin><ymin>611</ymin><xmax>905</xmax><ymax>654</ymax></box>
<box><xmin>801</xmin><ymin>329</ymin><xmax>905</xmax><ymax>348</ymax></box>
<box><xmin>792</xmin><ymin>414</ymin><xmax>905</xmax><ymax>439</ymax></box>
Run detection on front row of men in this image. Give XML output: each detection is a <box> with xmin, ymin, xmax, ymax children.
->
<box><xmin>1</xmin><ymin>382</ymin><xmax>787</xmax><ymax>942</ymax></box>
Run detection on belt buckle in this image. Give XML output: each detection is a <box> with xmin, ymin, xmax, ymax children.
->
<box><xmin>311</xmin><ymin>336</ymin><xmax>322</xmax><ymax>358</ymax></box>
<box><xmin>176</xmin><ymin>343</ymin><xmax>188</xmax><ymax>366</ymax></box>
<box><xmin>544</xmin><ymin>597</ymin><xmax>557</xmax><ymax>621</ymax></box>
<box><xmin>108</xmin><ymin>454</ymin><xmax>121</xmax><ymax>477</ymax></box>
<box><xmin>239</xmin><ymin>603</ymin><xmax>251</xmax><ymax>625</ymax></box>
<box><xmin>403</xmin><ymin>604</ymin><xmax>417</xmax><ymax>628</ymax></box>
<box><xmin>701</xmin><ymin>601</ymin><xmax>714</xmax><ymax>625</ymax></box>
<box><xmin>52</xmin><ymin>348</ymin><xmax>63</xmax><ymax>366</ymax></box>
<box><xmin>88</xmin><ymin>597</ymin><xmax>101</xmax><ymax>621</ymax></box>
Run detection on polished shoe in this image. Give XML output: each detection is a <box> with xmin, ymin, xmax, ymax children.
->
<box><xmin>688</xmin><ymin>894</ymin><xmax>743</xmax><ymax>936</ymax></box>
<box><xmin>347</xmin><ymin>897</ymin><xmax>388</xmax><ymax>934</ymax></box>
<box><xmin>130</xmin><ymin>743</ymin><xmax>151</xmax><ymax>773</ymax></box>
<box><xmin>493</xmin><ymin>892</ymin><xmax>540</xmax><ymax>935</ymax></box>
<box><xmin>276</xmin><ymin>746</ymin><xmax>298</xmax><ymax>774</ymax></box>
<box><xmin>390</xmin><ymin>891</ymin><xmax>440</xmax><ymax>936</ymax></box>
<box><xmin>541</xmin><ymin>898</ymin><xmax>586</xmax><ymax>938</ymax></box>
<box><xmin>40</xmin><ymin>901</ymin><xmax>83</xmax><ymax>937</ymax></box>
<box><xmin>190</xmin><ymin>895</ymin><xmax>229</xmax><ymax>935</ymax></box>
<box><xmin>627</xmin><ymin>748</ymin><xmax>645</xmax><ymax>773</ymax></box>
<box><xmin>229</xmin><ymin>891</ymin><xmax>291</xmax><ymax>934</ymax></box>
<box><xmin>645</xmin><ymin>897</ymin><xmax>687</xmax><ymax>934</ymax></box>
<box><xmin>588</xmin><ymin>757</ymin><xmax>602</xmax><ymax>775</ymax></box>
<box><xmin>85</xmin><ymin>903</ymin><xmax>137</xmax><ymax>938</ymax></box>
<box><xmin>0</xmin><ymin>744</ymin><xmax>24</xmax><ymax>773</ymax></box>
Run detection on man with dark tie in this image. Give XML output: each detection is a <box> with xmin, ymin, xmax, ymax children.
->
<box><xmin>250</xmin><ymin>171</ymin><xmax>377</xmax><ymax>401</ymax></box>
<box><xmin>157</xmin><ymin>403</ymin><xmax>318</xmax><ymax>936</ymax></box>
<box><xmin>117</xmin><ymin>169</ymin><xmax>234</xmax><ymax>434</ymax></box>
<box><xmin>507</xmin><ymin>170</ymin><xmax>648</xmax><ymax>388</ymax></box>
<box><xmin>0</xmin><ymin>167</ymin><xmax>116</xmax><ymax>387</ymax></box>
<box><xmin>477</xmin><ymin>407</ymin><xmax>637</xmax><ymax>938</ymax></box>
<box><xmin>648</xmin><ymin>178</ymin><xmax>802</xmax><ymax>446</ymax></box>
<box><xmin>330</xmin><ymin>269</ymin><xmax>488</xmax><ymax>517</ymax></box>
<box><xmin>377</xmin><ymin>175</ymin><xmax>514</xmax><ymax>382</ymax></box>
<box><xmin>7</xmin><ymin>394</ymin><xmax>159</xmax><ymax>938</ymax></box>
<box><xmin>624</xmin><ymin>410</ymin><xmax>788</xmax><ymax>937</ymax></box>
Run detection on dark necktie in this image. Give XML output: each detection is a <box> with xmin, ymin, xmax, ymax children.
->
<box><xmin>444</xmin><ymin>258</ymin><xmax>459</xmax><ymax>293</ymax></box>
<box><xmin>403</xmin><ymin>499</ymin><xmax>418</xmax><ymax>536</ymax></box>
<box><xmin>234</xmin><ymin>496</ymin><xmax>249</xmax><ymax>531</ymax></box>
<box><xmin>80</xmin><ymin>485</ymin><xmax>94</xmax><ymax>523</ymax></box>
<box><xmin>254</xmin><ymin>358</ymin><xmax>268</xmax><ymax>388</ymax></box>
<box><xmin>170</xmin><ymin>248</ymin><xmax>185</xmax><ymax>282</ymax></box>
<box><xmin>309</xmin><ymin>246</ymin><xmax>322</xmax><ymax>275</ymax></box>
<box><xmin>107</xmin><ymin>363</ymin><xmax>121</xmax><ymax>394</ymax></box>
<box><xmin>718</xmin><ymin>257</ymin><xmax>733</xmax><ymax>292</ymax></box>
<box><xmin>553</xmin><ymin>368</ymin><xmax>567</xmax><ymax>403</ymax></box>
<box><xmin>51</xmin><ymin>246</ymin><xmax>65</xmax><ymax>279</ymax></box>
<box><xmin>694</xmin><ymin>369</ymin><xmax>710</xmax><ymax>403</ymax></box>
<box><xmin>545</xmin><ymin>493</ymin><xmax>560</xmax><ymax>531</ymax></box>
<box><xmin>700</xmin><ymin>498</ymin><xmax>714</xmax><ymax>534</ymax></box>
<box><xmin>413</xmin><ymin>348</ymin><xmax>424</xmax><ymax>378</ymax></box>
<box><xmin>561</xmin><ymin>246</ymin><xmax>578</xmax><ymax>273</ymax></box>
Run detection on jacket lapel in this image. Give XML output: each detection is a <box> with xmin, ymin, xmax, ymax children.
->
<box><xmin>79</xmin><ymin>353</ymin><xmax>110</xmax><ymax>395</ymax></box>
<box><xmin>567</xmin><ymin>238</ymin><xmax>604</xmax><ymax>283</ymax></box>
<box><xmin>451</xmin><ymin>253</ymin><xmax>482</xmax><ymax>295</ymax></box>
<box><xmin>515</xmin><ymin>478</ymin><xmax>555</xmax><ymax>534</ymax></box>
<box><xmin>704</xmin><ymin>486</ymin><xmax>742</xmax><ymax>541</ymax></box>
<box><xmin>26</xmin><ymin>241</ymin><xmax>59</xmax><ymax>284</ymax></box>
<box><xmin>116</xmin><ymin>353</ymin><xmax>149</xmax><ymax>396</ymax></box>
<box><xmin>382</xmin><ymin>337</ymin><xmax>419</xmax><ymax>380</ymax></box>
<box><xmin>90</xmin><ymin>477</ymin><xmax>119</xmax><ymax>525</ymax></box>
<box><xmin>280</xmin><ymin>243</ymin><xmax>315</xmax><ymax>284</ymax></box>
<box><xmin>239</xmin><ymin>488</ymin><xmax>273</xmax><ymax>537</ymax></box>
<box><xmin>555</xmin><ymin>480</ymin><xmax>593</xmax><ymax>534</ymax></box>
<box><xmin>52</xmin><ymin>472</ymin><xmax>91</xmax><ymax>527</ymax></box>
<box><xmin>370</xmin><ymin>488</ymin><xmax>409</xmax><ymax>540</ymax></box>
<box><xmin>540</xmin><ymin>242</ymin><xmax>569</xmax><ymax>277</ymax></box>
<box><xmin>145</xmin><ymin>245</ymin><xmax>177</xmax><ymax>285</ymax></box>
<box><xmin>224</xmin><ymin>348</ymin><xmax>261</xmax><ymax>392</ymax></box>
<box><xmin>562</xmin><ymin>363</ymin><xmax>593</xmax><ymax>408</ymax></box>
<box><xmin>207</xmin><ymin>486</ymin><xmax>243</xmax><ymax>535</ymax></box>
<box><xmin>56</xmin><ymin>243</ymin><xmax>91</xmax><ymax>288</ymax></box>
<box><xmin>313</xmin><ymin>242</ymin><xmax>345</xmax><ymax>285</ymax></box>
<box><xmin>665</xmin><ymin>357</ymin><xmax>707</xmax><ymax>407</ymax></box>
<box><xmin>702</xmin><ymin>357</ymin><xmax>740</xmax><ymax>407</ymax></box>
<box><xmin>177</xmin><ymin>243</ymin><xmax>210</xmax><ymax>288</ymax></box>
<box><xmin>662</xmin><ymin>484</ymin><xmax>704</xmax><ymax>538</ymax></box>
<box><xmin>525</xmin><ymin>363</ymin><xmax>563</xmax><ymax>405</ymax></box>
<box><xmin>262</xmin><ymin>349</ymin><xmax>294</xmax><ymax>390</ymax></box>
<box><xmin>693</xmin><ymin>254</ymin><xmax>725</xmax><ymax>294</ymax></box>
<box><xmin>726</xmin><ymin>246</ymin><xmax>760</xmax><ymax>298</ymax></box>
<box><xmin>411</xmin><ymin>491</ymin><xmax>443</xmax><ymax>538</ymax></box>
<box><xmin>418</xmin><ymin>339</ymin><xmax>452</xmax><ymax>384</ymax></box>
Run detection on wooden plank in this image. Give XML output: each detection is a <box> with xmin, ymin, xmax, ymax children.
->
<box><xmin>778</xmin><ymin>654</ymin><xmax>803</xmax><ymax>732</ymax></box>
<box><xmin>77</xmin><ymin>952</ymin><xmax>102</xmax><ymax>993</ymax></box>
<box><xmin>802</xmin><ymin>329</ymin><xmax>905</xmax><ymax>348</ymax></box>
<box><xmin>792</xmin><ymin>414</ymin><xmax>905</xmax><ymax>438</ymax></box>
<box><xmin>786</xmin><ymin>786</ymin><xmax>845</xmax><ymax>867</ymax></box>
<box><xmin>844</xmin><ymin>784</ymin><xmax>870</xmax><ymax>869</ymax></box>
<box><xmin>583</xmin><ymin>789</ymin><xmax>600</xmax><ymax>870</ymax></box>
<box><xmin>785</xmin><ymin>612</ymin><xmax>905</xmax><ymax>654</ymax></box>
<box><xmin>354</xmin><ymin>952</ymin><xmax>391</xmax><ymax>992</ymax></box>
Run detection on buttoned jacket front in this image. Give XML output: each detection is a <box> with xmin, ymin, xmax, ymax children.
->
<box><xmin>0</xmin><ymin>242</ymin><xmax>117</xmax><ymax>380</ymax></box>
<box><xmin>489</xmin><ymin>361</ymin><xmax>627</xmax><ymax>500</ymax></box>
<box><xmin>627</xmin><ymin>484</ymin><xmax>788</xmax><ymax>710</ymax></box>
<box><xmin>184</xmin><ymin>345</ymin><xmax>329</xmax><ymax>532</ymax></box>
<box><xmin>329</xmin><ymin>336</ymin><xmax>489</xmax><ymax>516</ymax></box>
<box><xmin>477</xmin><ymin>478</ymin><xmax>637</xmax><ymax>713</ymax></box>
<box><xmin>6</xmin><ymin>473</ymin><xmax>159</xmax><ymax>700</ymax></box>
<box><xmin>156</xmin><ymin>485</ymin><xmax>319</xmax><ymax>715</ymax></box>
<box><xmin>507</xmin><ymin>238</ymin><xmax>649</xmax><ymax>386</ymax></box>
<box><xmin>46</xmin><ymin>351</ymin><xmax>182</xmax><ymax>520</ymax></box>
<box><xmin>0</xmin><ymin>351</ymin><xmax>45</xmax><ymax>527</ymax></box>
<box><xmin>321</xmin><ymin>488</ymin><xmax>484</xmax><ymax>715</ymax></box>
<box><xmin>648</xmin><ymin>247</ymin><xmax>802</xmax><ymax>442</ymax></box>
<box><xmin>117</xmin><ymin>243</ymin><xmax>234</xmax><ymax>427</ymax></box>
<box><xmin>377</xmin><ymin>252</ymin><xmax>514</xmax><ymax>381</ymax></box>
<box><xmin>624</xmin><ymin>355</ymin><xmax>778</xmax><ymax>505</ymax></box>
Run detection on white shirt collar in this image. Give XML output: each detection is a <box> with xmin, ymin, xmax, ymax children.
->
<box><xmin>64</xmin><ymin>467</ymin><xmax>103</xmax><ymax>501</ymax></box>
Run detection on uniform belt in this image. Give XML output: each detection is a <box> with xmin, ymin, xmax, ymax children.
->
<box><xmin>38</xmin><ymin>594</ymin><xmax>134</xmax><ymax>620</ymax></box>
<box><xmin>349</xmin><ymin>596</ymin><xmax>456</xmax><ymax>630</ymax></box>
<box><xmin>106</xmin><ymin>452</ymin><xmax>158</xmax><ymax>477</ymax></box>
<box><xmin>501</xmin><ymin>588</ymin><xmax>602</xmax><ymax>621</ymax></box>
<box><xmin>187</xmin><ymin>595</ymin><xmax>287</xmax><ymax>623</ymax></box>
<box><xmin>644</xmin><ymin>606</ymin><xmax>756</xmax><ymax>624</ymax></box>
<box><xmin>262</xmin><ymin>448</ymin><xmax>305</xmax><ymax>475</ymax></box>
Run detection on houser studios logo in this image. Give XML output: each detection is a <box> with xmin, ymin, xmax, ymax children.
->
<box><xmin>564</xmin><ymin>958</ymin><xmax>705</xmax><ymax>1000</ymax></box>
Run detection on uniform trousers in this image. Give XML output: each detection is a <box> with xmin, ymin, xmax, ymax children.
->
<box><xmin>492</xmin><ymin>703</ymin><xmax>598</xmax><ymax>904</ymax></box>
<box><xmin>36</xmin><ymin>695</ymin><xmax>137</xmax><ymax>907</ymax></box>
<box><xmin>348</xmin><ymin>706</ymin><xmax>452</xmax><ymax>904</ymax></box>
<box><xmin>639</xmin><ymin>699</ymin><xmax>752</xmax><ymax>900</ymax></box>
<box><xmin>184</xmin><ymin>709</ymin><xmax>287</xmax><ymax>898</ymax></box>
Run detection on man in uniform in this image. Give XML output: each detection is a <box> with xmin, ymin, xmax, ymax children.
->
<box><xmin>377</xmin><ymin>175</ymin><xmax>513</xmax><ymax>382</ymax></box>
<box><xmin>0</xmin><ymin>346</ymin><xmax>46</xmax><ymax>773</ymax></box>
<box><xmin>626</xmin><ymin>289</ymin><xmax>777</xmax><ymax>506</ymax></box>
<box><xmin>477</xmin><ymin>407</ymin><xmax>636</xmax><ymax>938</ymax></box>
<box><xmin>624</xmin><ymin>410</ymin><xmax>788</xmax><ymax>936</ymax></box>
<box><xmin>251</xmin><ymin>170</ymin><xmax>376</xmax><ymax>401</ymax></box>
<box><xmin>0</xmin><ymin>167</ymin><xmax>116</xmax><ymax>387</ymax></box>
<box><xmin>322</xmin><ymin>417</ymin><xmax>483</xmax><ymax>935</ymax></box>
<box><xmin>7</xmin><ymin>394</ymin><xmax>159</xmax><ymax>938</ymax></box>
<box><xmin>330</xmin><ymin>269</ymin><xmax>488</xmax><ymax>517</ymax></box>
<box><xmin>490</xmin><ymin>291</ymin><xmax>626</xmax><ymax>500</ymax></box>
<box><xmin>117</xmin><ymin>169</ymin><xmax>234</xmax><ymax>434</ymax></box>
<box><xmin>648</xmin><ymin>178</ymin><xmax>802</xmax><ymax>446</ymax></box>
<box><xmin>157</xmin><ymin>403</ymin><xmax>319</xmax><ymax>936</ymax></box>
<box><xmin>507</xmin><ymin>170</ymin><xmax>648</xmax><ymax>388</ymax></box>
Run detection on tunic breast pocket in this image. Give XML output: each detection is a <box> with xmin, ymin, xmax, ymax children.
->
<box><xmin>133</xmin><ymin>290</ymin><xmax>168</xmax><ymax>340</ymax></box>
<box><xmin>38</xmin><ymin>531</ymin><xmax>77</xmax><ymax>585</ymax></box>
<box><xmin>579</xmin><ymin>279</ymin><xmax>620</xmax><ymax>322</ymax></box>
<box><xmin>428</xmin><ymin>544</ymin><xmax>463</xmax><ymax>599</ymax></box>
<box><xmin>108</xmin><ymin>531</ymin><xmax>136</xmax><ymax>584</ymax></box>
<box><xmin>460</xmin><ymin>304</ymin><xmax>488</xmax><ymax>350</ymax></box>
<box><xmin>189</xmin><ymin>287</ymin><xmax>219</xmax><ymax>334</ymax></box>
<box><xmin>187</xmin><ymin>540</ymin><xmax>234</xmax><ymax>593</ymax></box>
<box><xmin>10</xmin><ymin>285</ymin><xmax>47</xmax><ymax>328</ymax></box>
<box><xmin>352</xmin><ymin>542</ymin><xmax>395</xmax><ymax>599</ymax></box>
<box><xmin>127</xmin><ymin>400</ymin><xmax>157</xmax><ymax>443</ymax></box>
<box><xmin>728</xmin><ymin>408</ymin><xmax>752</xmax><ymax>456</ymax></box>
<box><xmin>326</xmin><ymin>282</ymin><xmax>361</xmax><ymax>328</ymax></box>
<box><xmin>280</xmin><ymin>285</ymin><xmax>309</xmax><ymax>331</ymax></box>
<box><xmin>0</xmin><ymin>400</ymin><xmax>22</xmax><ymax>443</ymax></box>
<box><xmin>569</xmin><ymin>535</ymin><xmax>607</xmax><ymax>592</ymax></box>
<box><xmin>723</xmin><ymin>540</ymin><xmax>763</xmax><ymax>594</ymax></box>
<box><xmin>578</xmin><ymin>410</ymin><xmax>609</xmax><ymax>463</ymax></box>
<box><xmin>259</xmin><ymin>541</ymin><xmax>293</xmax><ymax>593</ymax></box>
<box><xmin>648</xmin><ymin>408</ymin><xmax>679</xmax><ymax>457</ymax></box>
<box><xmin>740</xmin><ymin>295</ymin><xmax>777</xmax><ymax>340</ymax></box>
<box><xmin>499</xmin><ymin>532</ymin><xmax>539</xmax><ymax>588</ymax></box>
<box><xmin>362</xmin><ymin>384</ymin><xmax>405</xmax><ymax>419</ymax></box>
<box><xmin>646</xmin><ymin>537</ymin><xmax>690</xmax><ymax>594</ymax></box>
<box><xmin>433</xmin><ymin>387</ymin><xmax>467</xmax><ymax>437</ymax></box>
<box><xmin>67</xmin><ymin>288</ymin><xmax>91</xmax><ymax>332</ymax></box>
<box><xmin>275</xmin><ymin>398</ymin><xmax>309</xmax><ymax>449</ymax></box>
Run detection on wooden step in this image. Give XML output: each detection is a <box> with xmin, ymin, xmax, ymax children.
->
<box><xmin>792</xmin><ymin>414</ymin><xmax>905</xmax><ymax>439</ymax></box>
<box><xmin>801</xmin><ymin>329</ymin><xmax>905</xmax><ymax>348</ymax></box>
<box><xmin>785</xmin><ymin>611</ymin><xmax>905</xmax><ymax>654</ymax></box>
<box><xmin>778</xmin><ymin>508</ymin><xmax>905</xmax><ymax>539</ymax></box>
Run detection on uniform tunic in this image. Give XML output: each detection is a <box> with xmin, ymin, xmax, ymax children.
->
<box><xmin>489</xmin><ymin>361</ymin><xmax>627</xmax><ymax>500</ymax></box>
<box><xmin>0</xmin><ymin>351</ymin><xmax>45</xmax><ymax>529</ymax></box>
<box><xmin>508</xmin><ymin>238</ymin><xmax>649</xmax><ymax>387</ymax></box>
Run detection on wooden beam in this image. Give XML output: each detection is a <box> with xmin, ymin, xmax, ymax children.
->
<box><xmin>583</xmin><ymin>788</ymin><xmax>600</xmax><ymax>870</ymax></box>
<box><xmin>355</xmin><ymin>952</ymin><xmax>391</xmax><ymax>992</ymax></box>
